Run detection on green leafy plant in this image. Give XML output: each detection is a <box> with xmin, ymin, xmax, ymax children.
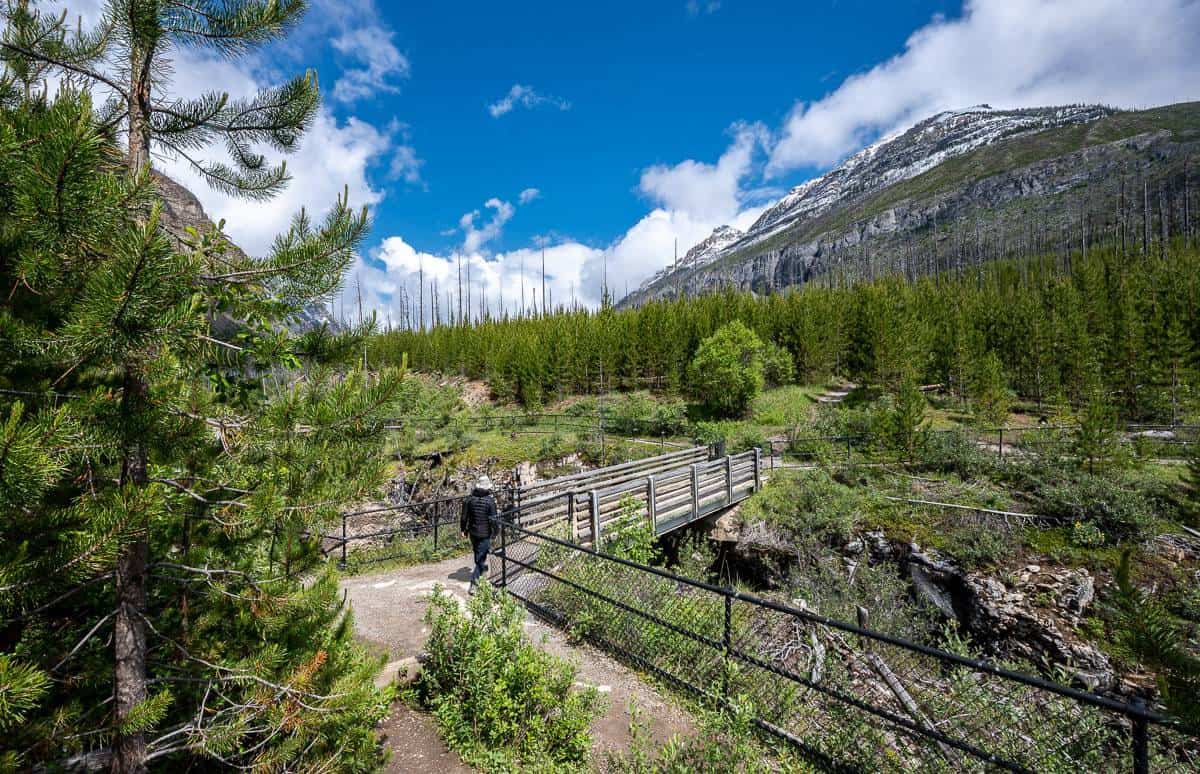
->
<box><xmin>1115</xmin><ymin>552</ymin><xmax>1200</xmax><ymax>728</ymax></box>
<box><xmin>416</xmin><ymin>586</ymin><xmax>604</xmax><ymax>772</ymax></box>
<box><xmin>687</xmin><ymin>321</ymin><xmax>766</xmax><ymax>418</ymax></box>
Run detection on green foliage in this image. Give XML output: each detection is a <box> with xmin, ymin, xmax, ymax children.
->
<box><xmin>416</xmin><ymin>586</ymin><xmax>603</xmax><ymax>772</ymax></box>
<box><xmin>741</xmin><ymin>470</ymin><xmax>862</xmax><ymax>548</ymax></box>
<box><xmin>879</xmin><ymin>376</ymin><xmax>929</xmax><ymax>461</ymax></box>
<box><xmin>1007</xmin><ymin>462</ymin><xmax>1157</xmax><ymax>542</ymax></box>
<box><xmin>1185</xmin><ymin>437</ymin><xmax>1200</xmax><ymax>526</ymax></box>
<box><xmin>373</xmin><ymin>240</ymin><xmax>1200</xmax><ymax>433</ymax></box>
<box><xmin>687</xmin><ymin>321</ymin><xmax>766</xmax><ymax>418</ymax></box>
<box><xmin>1074</xmin><ymin>376</ymin><xmax>1123</xmax><ymax>473</ymax></box>
<box><xmin>0</xmin><ymin>47</ymin><xmax>396</xmax><ymax>770</ymax></box>
<box><xmin>761</xmin><ymin>341</ymin><xmax>796</xmax><ymax>388</ymax></box>
<box><xmin>1069</xmin><ymin>521</ymin><xmax>1107</xmax><ymax>548</ymax></box>
<box><xmin>949</xmin><ymin>525</ymin><xmax>1015</xmax><ymax>570</ymax></box>
<box><xmin>970</xmin><ymin>351</ymin><xmax>1014</xmax><ymax>426</ymax></box>
<box><xmin>1116</xmin><ymin>552</ymin><xmax>1200</xmax><ymax>728</ymax></box>
<box><xmin>605</xmin><ymin>496</ymin><xmax>660</xmax><ymax>565</ymax></box>
<box><xmin>0</xmin><ymin>655</ymin><xmax>48</xmax><ymax>733</ymax></box>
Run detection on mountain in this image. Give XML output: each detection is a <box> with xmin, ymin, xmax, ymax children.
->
<box><xmin>152</xmin><ymin>172</ymin><xmax>341</xmax><ymax>332</ymax></box>
<box><xmin>624</xmin><ymin>102</ymin><xmax>1200</xmax><ymax>306</ymax></box>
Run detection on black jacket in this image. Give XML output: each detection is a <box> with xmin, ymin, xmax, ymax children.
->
<box><xmin>460</xmin><ymin>489</ymin><xmax>498</xmax><ymax>539</ymax></box>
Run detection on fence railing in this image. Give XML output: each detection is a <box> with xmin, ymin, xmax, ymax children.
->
<box><xmin>324</xmin><ymin>494</ymin><xmax>511</xmax><ymax>568</ymax></box>
<box><xmin>490</xmin><ymin>515</ymin><xmax>1198</xmax><ymax>773</ymax></box>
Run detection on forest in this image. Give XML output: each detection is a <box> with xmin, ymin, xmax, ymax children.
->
<box><xmin>372</xmin><ymin>237</ymin><xmax>1200</xmax><ymax>424</ymax></box>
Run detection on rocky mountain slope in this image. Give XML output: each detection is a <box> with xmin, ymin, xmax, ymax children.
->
<box><xmin>623</xmin><ymin>102</ymin><xmax>1200</xmax><ymax>306</ymax></box>
<box><xmin>153</xmin><ymin>172</ymin><xmax>340</xmax><ymax>332</ymax></box>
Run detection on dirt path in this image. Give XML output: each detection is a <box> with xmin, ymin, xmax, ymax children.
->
<box><xmin>342</xmin><ymin>553</ymin><xmax>695</xmax><ymax>771</ymax></box>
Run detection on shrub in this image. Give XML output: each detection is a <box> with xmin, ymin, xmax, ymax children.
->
<box><xmin>950</xmin><ymin>525</ymin><xmax>1015</xmax><ymax>570</ymax></box>
<box><xmin>416</xmin><ymin>586</ymin><xmax>604</xmax><ymax>772</ymax></box>
<box><xmin>1070</xmin><ymin>521</ymin><xmax>1106</xmax><ymax>548</ymax></box>
<box><xmin>916</xmin><ymin>428</ymin><xmax>994</xmax><ymax>479</ymax></box>
<box><xmin>741</xmin><ymin>471</ymin><xmax>860</xmax><ymax>547</ymax></box>
<box><xmin>761</xmin><ymin>342</ymin><xmax>796</xmax><ymax>388</ymax></box>
<box><xmin>687</xmin><ymin>321</ymin><xmax>765</xmax><ymax>418</ymax></box>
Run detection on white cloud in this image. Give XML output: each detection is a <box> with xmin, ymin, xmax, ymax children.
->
<box><xmin>686</xmin><ymin>1</ymin><xmax>721</xmax><ymax>17</ymax></box>
<box><xmin>460</xmin><ymin>198</ymin><xmax>516</xmax><ymax>253</ymax></box>
<box><xmin>638</xmin><ymin>122</ymin><xmax>767</xmax><ymax>221</ymax></box>
<box><xmin>518</xmin><ymin>187</ymin><xmax>541</xmax><ymax>205</ymax></box>
<box><xmin>330</xmin><ymin>25</ymin><xmax>411</xmax><ymax>103</ymax></box>
<box><xmin>341</xmin><ymin>237</ymin><xmax>603</xmax><ymax>327</ymax></box>
<box><xmin>767</xmin><ymin>0</ymin><xmax>1200</xmax><ymax>174</ymax></box>
<box><xmin>488</xmin><ymin>84</ymin><xmax>571</xmax><ymax>118</ymax></box>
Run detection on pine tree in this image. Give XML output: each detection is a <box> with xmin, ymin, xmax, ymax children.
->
<box><xmin>1074</xmin><ymin>368</ymin><xmax>1122</xmax><ymax>474</ymax></box>
<box><xmin>969</xmin><ymin>351</ymin><xmax>1013</xmax><ymax>427</ymax></box>
<box><xmin>889</xmin><ymin>375</ymin><xmax>929</xmax><ymax>462</ymax></box>
<box><xmin>1</xmin><ymin>5</ymin><xmax>402</xmax><ymax>771</ymax></box>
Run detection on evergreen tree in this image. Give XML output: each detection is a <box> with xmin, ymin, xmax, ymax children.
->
<box><xmin>888</xmin><ymin>375</ymin><xmax>929</xmax><ymax>462</ymax></box>
<box><xmin>1</xmin><ymin>4</ymin><xmax>402</xmax><ymax>771</ymax></box>
<box><xmin>1074</xmin><ymin>369</ymin><xmax>1122</xmax><ymax>474</ymax></box>
<box><xmin>969</xmin><ymin>351</ymin><xmax>1013</xmax><ymax>427</ymax></box>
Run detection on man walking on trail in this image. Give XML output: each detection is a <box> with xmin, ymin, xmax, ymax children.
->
<box><xmin>461</xmin><ymin>475</ymin><xmax>499</xmax><ymax>594</ymax></box>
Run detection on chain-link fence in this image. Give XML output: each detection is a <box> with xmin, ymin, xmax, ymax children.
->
<box><xmin>491</xmin><ymin>517</ymin><xmax>1198</xmax><ymax>773</ymax></box>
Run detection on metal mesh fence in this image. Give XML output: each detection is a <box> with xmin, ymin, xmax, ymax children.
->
<box><xmin>491</xmin><ymin>518</ymin><xmax>1198</xmax><ymax>773</ymax></box>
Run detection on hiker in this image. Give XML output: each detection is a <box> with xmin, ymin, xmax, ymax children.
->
<box><xmin>460</xmin><ymin>475</ymin><xmax>499</xmax><ymax>594</ymax></box>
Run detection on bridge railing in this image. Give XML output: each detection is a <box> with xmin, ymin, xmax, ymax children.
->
<box><xmin>513</xmin><ymin>447</ymin><xmax>760</xmax><ymax>546</ymax></box>
<box><xmin>491</xmin><ymin>515</ymin><xmax>1198</xmax><ymax>773</ymax></box>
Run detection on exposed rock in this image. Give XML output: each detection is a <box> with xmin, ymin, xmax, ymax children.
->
<box><xmin>621</xmin><ymin>103</ymin><xmax>1200</xmax><ymax>307</ymax></box>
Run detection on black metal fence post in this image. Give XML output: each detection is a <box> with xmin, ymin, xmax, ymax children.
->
<box><xmin>500</xmin><ymin>520</ymin><xmax>508</xmax><ymax>589</ymax></box>
<box><xmin>722</xmin><ymin>591</ymin><xmax>732</xmax><ymax>703</ymax></box>
<box><xmin>998</xmin><ymin>428</ymin><xmax>1004</xmax><ymax>462</ymax></box>
<box><xmin>339</xmin><ymin>513</ymin><xmax>347</xmax><ymax>570</ymax></box>
<box><xmin>433</xmin><ymin>501</ymin><xmax>440</xmax><ymax>549</ymax></box>
<box><xmin>1131</xmin><ymin>699</ymin><xmax>1149</xmax><ymax>774</ymax></box>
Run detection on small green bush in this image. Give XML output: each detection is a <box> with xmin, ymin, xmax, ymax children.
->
<box><xmin>687</xmin><ymin>321</ymin><xmax>765</xmax><ymax>418</ymax></box>
<box><xmin>1070</xmin><ymin>521</ymin><xmax>1106</xmax><ymax>548</ymax></box>
<box><xmin>761</xmin><ymin>342</ymin><xmax>796</xmax><ymax>388</ymax></box>
<box><xmin>950</xmin><ymin>524</ymin><xmax>1016</xmax><ymax>570</ymax></box>
<box><xmin>416</xmin><ymin>586</ymin><xmax>604</xmax><ymax>772</ymax></box>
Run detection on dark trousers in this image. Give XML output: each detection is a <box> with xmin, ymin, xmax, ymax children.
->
<box><xmin>469</xmin><ymin>535</ymin><xmax>491</xmax><ymax>585</ymax></box>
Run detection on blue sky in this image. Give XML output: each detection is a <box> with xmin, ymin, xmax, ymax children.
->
<box><xmin>56</xmin><ymin>0</ymin><xmax>1200</xmax><ymax>321</ymax></box>
<box><xmin>333</xmin><ymin>0</ymin><xmax>958</xmax><ymax>255</ymax></box>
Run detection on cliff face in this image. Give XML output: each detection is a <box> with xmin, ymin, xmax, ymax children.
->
<box><xmin>151</xmin><ymin>171</ymin><xmax>339</xmax><ymax>332</ymax></box>
<box><xmin>622</xmin><ymin>102</ymin><xmax>1200</xmax><ymax>306</ymax></box>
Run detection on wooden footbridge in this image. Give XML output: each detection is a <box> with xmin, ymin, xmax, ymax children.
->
<box><xmin>510</xmin><ymin>445</ymin><xmax>762</xmax><ymax>548</ymax></box>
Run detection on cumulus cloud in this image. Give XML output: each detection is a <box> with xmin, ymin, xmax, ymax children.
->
<box><xmin>639</xmin><ymin>123</ymin><xmax>768</xmax><ymax>221</ymax></box>
<box><xmin>460</xmin><ymin>198</ymin><xmax>517</xmax><ymax>253</ymax></box>
<box><xmin>518</xmin><ymin>187</ymin><xmax>541</xmax><ymax>204</ymax></box>
<box><xmin>351</xmin><ymin>122</ymin><xmax>772</xmax><ymax>321</ymax></box>
<box><xmin>488</xmin><ymin>84</ymin><xmax>571</xmax><ymax>118</ymax></box>
<box><xmin>767</xmin><ymin>0</ymin><xmax>1200</xmax><ymax>174</ymax></box>
<box><xmin>340</xmin><ymin>237</ymin><xmax>604</xmax><ymax>327</ymax></box>
<box><xmin>330</xmin><ymin>25</ymin><xmax>411</xmax><ymax>103</ymax></box>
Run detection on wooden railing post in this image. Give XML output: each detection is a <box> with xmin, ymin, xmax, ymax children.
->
<box><xmin>691</xmin><ymin>463</ymin><xmax>700</xmax><ymax>519</ymax></box>
<box><xmin>589</xmin><ymin>490</ymin><xmax>601</xmax><ymax>549</ymax></box>
<box><xmin>725</xmin><ymin>455</ymin><xmax>734</xmax><ymax>505</ymax></box>
<box><xmin>753</xmin><ymin>447</ymin><xmax>762</xmax><ymax>492</ymax></box>
<box><xmin>646</xmin><ymin>475</ymin><xmax>657</xmax><ymax>531</ymax></box>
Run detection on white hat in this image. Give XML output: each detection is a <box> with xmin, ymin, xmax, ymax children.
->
<box><xmin>476</xmin><ymin>475</ymin><xmax>493</xmax><ymax>491</ymax></box>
